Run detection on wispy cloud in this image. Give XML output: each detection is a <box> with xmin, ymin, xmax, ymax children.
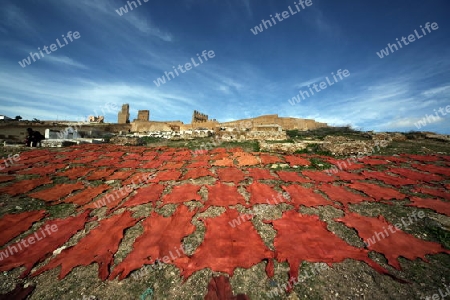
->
<box><xmin>45</xmin><ymin>56</ymin><xmax>88</xmax><ymax>69</ymax></box>
<box><xmin>0</xmin><ymin>66</ymin><xmax>199</xmax><ymax>121</ymax></box>
<box><xmin>295</xmin><ymin>76</ymin><xmax>324</xmax><ymax>88</ymax></box>
<box><xmin>381</xmin><ymin>116</ymin><xmax>445</xmax><ymax>130</ymax></box>
<box><xmin>422</xmin><ymin>85</ymin><xmax>450</xmax><ymax>97</ymax></box>
<box><xmin>303</xmin><ymin>5</ymin><xmax>342</xmax><ymax>38</ymax></box>
<box><xmin>218</xmin><ymin>85</ymin><xmax>231</xmax><ymax>94</ymax></box>
<box><xmin>0</xmin><ymin>4</ymin><xmax>37</xmax><ymax>36</ymax></box>
<box><xmin>49</xmin><ymin>0</ymin><xmax>173</xmax><ymax>42</ymax></box>
<box><xmin>122</xmin><ymin>14</ymin><xmax>173</xmax><ymax>41</ymax></box>
<box><xmin>1</xmin><ymin>1</ymin><xmax>449</xmax><ymax>134</ymax></box>
<box><xmin>242</xmin><ymin>0</ymin><xmax>252</xmax><ymax>17</ymax></box>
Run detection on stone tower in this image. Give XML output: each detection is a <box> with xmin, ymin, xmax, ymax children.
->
<box><xmin>137</xmin><ymin>110</ymin><xmax>150</xmax><ymax>121</ymax></box>
<box><xmin>118</xmin><ymin>104</ymin><xmax>130</xmax><ymax>124</ymax></box>
<box><xmin>192</xmin><ymin>110</ymin><xmax>208</xmax><ymax>123</ymax></box>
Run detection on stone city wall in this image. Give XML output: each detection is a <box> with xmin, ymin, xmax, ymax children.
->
<box><xmin>131</xmin><ymin>121</ymin><xmax>173</xmax><ymax>132</ymax></box>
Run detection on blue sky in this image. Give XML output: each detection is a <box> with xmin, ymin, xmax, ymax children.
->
<box><xmin>0</xmin><ymin>0</ymin><xmax>449</xmax><ymax>133</ymax></box>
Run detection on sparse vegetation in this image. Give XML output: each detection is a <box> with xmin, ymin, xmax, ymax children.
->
<box><xmin>294</xmin><ymin>143</ymin><xmax>332</xmax><ymax>156</ymax></box>
<box><xmin>378</xmin><ymin>139</ymin><xmax>450</xmax><ymax>155</ymax></box>
<box><xmin>287</xmin><ymin>126</ymin><xmax>366</xmax><ymax>141</ymax></box>
<box><xmin>219</xmin><ymin>140</ymin><xmax>260</xmax><ymax>152</ymax></box>
<box><xmin>404</xmin><ymin>131</ymin><xmax>427</xmax><ymax>140</ymax></box>
<box><xmin>138</xmin><ymin>136</ymin><xmax>165</xmax><ymax>145</ymax></box>
<box><xmin>424</xmin><ymin>223</ymin><xmax>450</xmax><ymax>250</ymax></box>
<box><xmin>102</xmin><ymin>134</ymin><xmax>114</xmax><ymax>143</ymax></box>
<box><xmin>0</xmin><ymin>145</ymin><xmax>24</xmax><ymax>158</ymax></box>
<box><xmin>265</xmin><ymin>139</ymin><xmax>295</xmax><ymax>144</ymax></box>
<box><xmin>309</xmin><ymin>157</ymin><xmax>332</xmax><ymax>170</ymax></box>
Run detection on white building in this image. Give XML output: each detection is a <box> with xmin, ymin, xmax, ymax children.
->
<box><xmin>45</xmin><ymin>128</ymin><xmax>79</xmax><ymax>139</ymax></box>
<box><xmin>0</xmin><ymin>115</ymin><xmax>12</xmax><ymax>120</ymax></box>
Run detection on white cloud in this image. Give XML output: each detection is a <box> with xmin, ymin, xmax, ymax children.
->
<box><xmin>45</xmin><ymin>55</ymin><xmax>88</xmax><ymax>69</ymax></box>
<box><xmin>49</xmin><ymin>0</ymin><xmax>173</xmax><ymax>42</ymax></box>
<box><xmin>380</xmin><ymin>115</ymin><xmax>445</xmax><ymax>131</ymax></box>
<box><xmin>422</xmin><ymin>85</ymin><xmax>450</xmax><ymax>97</ymax></box>
<box><xmin>302</xmin><ymin>6</ymin><xmax>342</xmax><ymax>38</ymax></box>
<box><xmin>123</xmin><ymin>14</ymin><xmax>173</xmax><ymax>41</ymax></box>
<box><xmin>295</xmin><ymin>76</ymin><xmax>323</xmax><ymax>89</ymax></box>
<box><xmin>218</xmin><ymin>85</ymin><xmax>231</xmax><ymax>94</ymax></box>
<box><xmin>0</xmin><ymin>4</ymin><xmax>37</xmax><ymax>36</ymax></box>
<box><xmin>242</xmin><ymin>0</ymin><xmax>252</xmax><ymax>17</ymax></box>
<box><xmin>0</xmin><ymin>67</ymin><xmax>200</xmax><ymax>121</ymax></box>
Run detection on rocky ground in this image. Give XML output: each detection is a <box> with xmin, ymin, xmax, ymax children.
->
<box><xmin>0</xmin><ymin>132</ymin><xmax>449</xmax><ymax>300</ymax></box>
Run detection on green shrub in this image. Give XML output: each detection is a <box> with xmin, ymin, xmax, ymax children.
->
<box><xmin>294</xmin><ymin>143</ymin><xmax>332</xmax><ymax>156</ymax></box>
<box><xmin>139</xmin><ymin>136</ymin><xmax>165</xmax><ymax>144</ymax></box>
<box><xmin>404</xmin><ymin>131</ymin><xmax>427</xmax><ymax>140</ymax></box>
<box><xmin>286</xmin><ymin>130</ymin><xmax>301</xmax><ymax>139</ymax></box>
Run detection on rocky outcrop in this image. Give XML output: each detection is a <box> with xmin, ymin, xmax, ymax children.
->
<box><xmin>320</xmin><ymin>136</ymin><xmax>391</xmax><ymax>156</ymax></box>
<box><xmin>424</xmin><ymin>133</ymin><xmax>450</xmax><ymax>142</ymax></box>
<box><xmin>245</xmin><ymin>131</ymin><xmax>287</xmax><ymax>141</ymax></box>
<box><xmin>110</xmin><ymin>136</ymin><xmax>142</xmax><ymax>146</ymax></box>
<box><xmin>259</xmin><ymin>141</ymin><xmax>308</xmax><ymax>154</ymax></box>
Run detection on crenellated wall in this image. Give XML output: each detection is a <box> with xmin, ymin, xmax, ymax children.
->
<box><xmin>120</xmin><ymin>105</ymin><xmax>327</xmax><ymax>133</ymax></box>
<box><xmin>220</xmin><ymin>115</ymin><xmax>327</xmax><ymax>131</ymax></box>
<box><xmin>192</xmin><ymin>110</ymin><xmax>209</xmax><ymax>123</ymax></box>
<box><xmin>137</xmin><ymin>110</ymin><xmax>150</xmax><ymax>121</ymax></box>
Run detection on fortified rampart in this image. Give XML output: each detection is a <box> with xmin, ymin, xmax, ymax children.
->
<box><xmin>131</xmin><ymin>120</ymin><xmax>183</xmax><ymax>132</ymax></box>
<box><xmin>220</xmin><ymin>115</ymin><xmax>327</xmax><ymax>131</ymax></box>
<box><xmin>124</xmin><ymin>106</ymin><xmax>327</xmax><ymax>133</ymax></box>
